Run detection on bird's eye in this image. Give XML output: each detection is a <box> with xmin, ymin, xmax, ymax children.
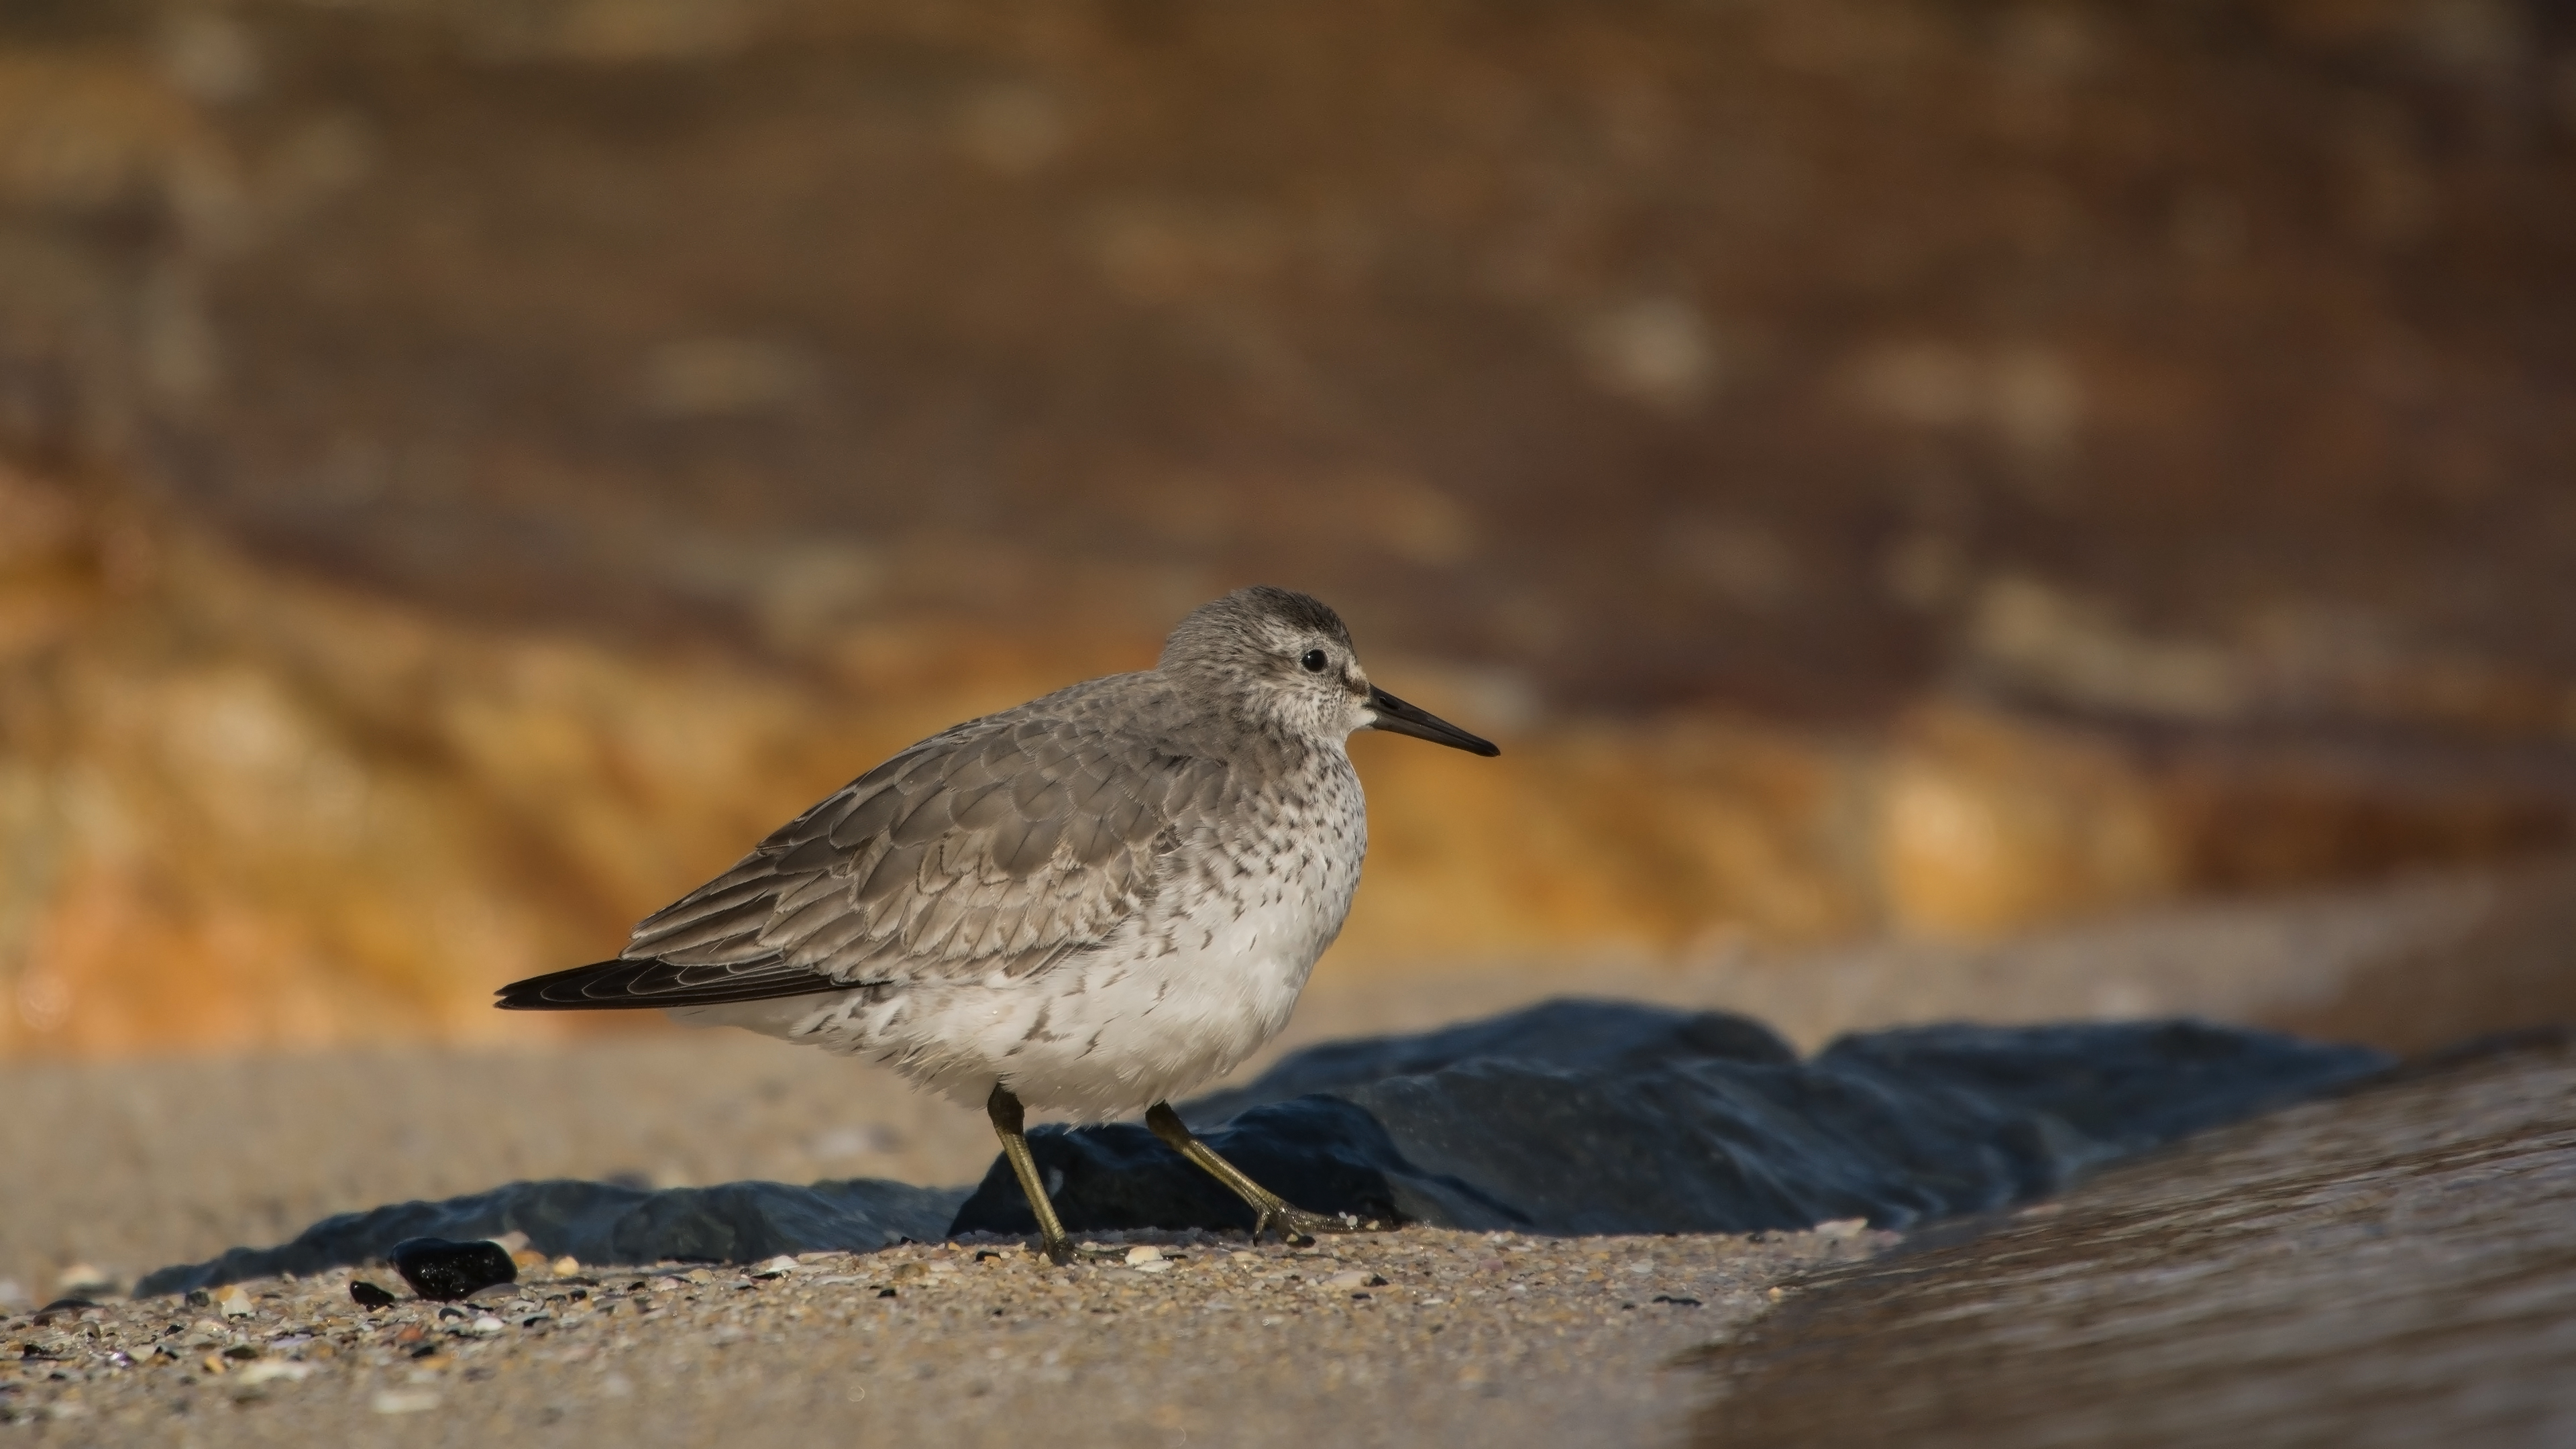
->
<box><xmin>1301</xmin><ymin>649</ymin><xmax>1330</xmax><ymax>674</ymax></box>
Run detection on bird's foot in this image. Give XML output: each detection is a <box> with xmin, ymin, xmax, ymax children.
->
<box><xmin>1038</xmin><ymin>1233</ymin><xmax>1075</xmax><ymax>1267</ymax></box>
<box><xmin>1252</xmin><ymin>1205</ymin><xmax>1386</xmax><ymax>1245</ymax></box>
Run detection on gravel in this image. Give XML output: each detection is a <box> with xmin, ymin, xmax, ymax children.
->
<box><xmin>0</xmin><ymin>1226</ymin><xmax>1887</xmax><ymax>1446</ymax></box>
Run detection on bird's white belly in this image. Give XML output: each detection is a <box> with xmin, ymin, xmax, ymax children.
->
<box><xmin>673</xmin><ymin>856</ymin><xmax>1355</xmax><ymax>1120</ymax></box>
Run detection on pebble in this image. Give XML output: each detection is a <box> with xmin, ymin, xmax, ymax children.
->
<box><xmin>751</xmin><ymin>1255</ymin><xmax>800</xmax><ymax>1278</ymax></box>
<box><xmin>215</xmin><ymin>1285</ymin><xmax>256</xmax><ymax>1318</ymax></box>
<box><xmin>372</xmin><ymin>1388</ymin><xmax>442</xmax><ymax>1415</ymax></box>
<box><xmin>350</xmin><ymin>1279</ymin><xmax>397</xmax><ymax>1307</ymax></box>
<box><xmin>388</xmin><ymin>1236</ymin><xmax>519</xmax><ymax>1301</ymax></box>
<box><xmin>53</xmin><ymin>1264</ymin><xmax>114</xmax><ymax>1296</ymax></box>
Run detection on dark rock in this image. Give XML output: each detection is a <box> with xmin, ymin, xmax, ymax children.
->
<box><xmin>136</xmin><ymin>1178</ymin><xmax>965</xmax><ymax>1297</ymax></box>
<box><xmin>133</xmin><ymin>1000</ymin><xmax>2386</xmax><ymax>1295</ymax></box>
<box><xmin>948</xmin><ymin>1000</ymin><xmax>2389</xmax><ymax>1238</ymax></box>
<box><xmin>388</xmin><ymin>1238</ymin><xmax>517</xmax><ymax>1301</ymax></box>
<box><xmin>1179</xmin><ymin>999</ymin><xmax>1799</xmax><ymax>1124</ymax></box>
<box><xmin>349</xmin><ymin>1280</ymin><xmax>397</xmax><ymax>1308</ymax></box>
<box><xmin>31</xmin><ymin>1299</ymin><xmax>95</xmax><ymax>1324</ymax></box>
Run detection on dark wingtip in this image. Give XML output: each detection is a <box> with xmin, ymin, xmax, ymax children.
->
<box><xmin>496</xmin><ymin>957</ymin><xmax>848</xmax><ymax>1011</ymax></box>
<box><xmin>494</xmin><ymin>961</ymin><xmax>657</xmax><ymax>1011</ymax></box>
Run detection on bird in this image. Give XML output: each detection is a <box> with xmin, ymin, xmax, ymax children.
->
<box><xmin>496</xmin><ymin>585</ymin><xmax>1499</xmax><ymax>1263</ymax></box>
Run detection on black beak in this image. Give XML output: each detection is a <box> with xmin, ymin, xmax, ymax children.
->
<box><xmin>1365</xmin><ymin>685</ymin><xmax>1501</xmax><ymax>757</ymax></box>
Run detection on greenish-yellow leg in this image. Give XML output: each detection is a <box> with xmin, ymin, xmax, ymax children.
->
<box><xmin>987</xmin><ymin>1085</ymin><xmax>1073</xmax><ymax>1266</ymax></box>
<box><xmin>1145</xmin><ymin>1101</ymin><xmax>1383</xmax><ymax>1244</ymax></box>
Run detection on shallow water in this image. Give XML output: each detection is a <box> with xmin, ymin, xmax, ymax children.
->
<box><xmin>1695</xmin><ymin>1034</ymin><xmax>2576</xmax><ymax>1448</ymax></box>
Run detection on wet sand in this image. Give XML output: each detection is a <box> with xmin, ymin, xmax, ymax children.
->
<box><xmin>1696</xmin><ymin>1033</ymin><xmax>2576</xmax><ymax>1448</ymax></box>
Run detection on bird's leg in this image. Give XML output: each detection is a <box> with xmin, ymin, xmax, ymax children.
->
<box><xmin>987</xmin><ymin>1084</ymin><xmax>1074</xmax><ymax>1267</ymax></box>
<box><xmin>1144</xmin><ymin>1102</ymin><xmax>1381</xmax><ymax>1244</ymax></box>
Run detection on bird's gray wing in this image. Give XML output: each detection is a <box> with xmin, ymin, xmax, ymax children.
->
<box><xmin>499</xmin><ymin>716</ymin><xmax>1230</xmax><ymax>1010</ymax></box>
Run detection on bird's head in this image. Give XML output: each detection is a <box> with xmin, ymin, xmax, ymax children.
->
<box><xmin>1159</xmin><ymin>585</ymin><xmax>1499</xmax><ymax>756</ymax></box>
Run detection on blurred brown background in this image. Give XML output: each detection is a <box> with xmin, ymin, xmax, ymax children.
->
<box><xmin>3</xmin><ymin>0</ymin><xmax>2573</xmax><ymax>1058</ymax></box>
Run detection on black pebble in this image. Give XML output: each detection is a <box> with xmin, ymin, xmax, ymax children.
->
<box><xmin>350</xmin><ymin>1280</ymin><xmax>398</xmax><ymax>1308</ymax></box>
<box><xmin>184</xmin><ymin>1289</ymin><xmax>213</xmax><ymax>1308</ymax></box>
<box><xmin>388</xmin><ymin>1237</ymin><xmax>517</xmax><ymax>1301</ymax></box>
<box><xmin>1652</xmin><ymin>1294</ymin><xmax>1702</xmax><ymax>1307</ymax></box>
<box><xmin>877</xmin><ymin>1287</ymin><xmax>898</xmax><ymax>1299</ymax></box>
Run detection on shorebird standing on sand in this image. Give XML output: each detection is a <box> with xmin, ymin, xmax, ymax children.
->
<box><xmin>497</xmin><ymin>586</ymin><xmax>1499</xmax><ymax>1263</ymax></box>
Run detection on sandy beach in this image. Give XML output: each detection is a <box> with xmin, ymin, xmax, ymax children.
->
<box><xmin>4</xmin><ymin>1226</ymin><xmax>1884</xmax><ymax>1446</ymax></box>
<box><xmin>6</xmin><ymin>863</ymin><xmax>2574</xmax><ymax>1442</ymax></box>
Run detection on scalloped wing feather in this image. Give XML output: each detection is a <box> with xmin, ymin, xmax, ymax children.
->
<box><xmin>610</xmin><ymin>718</ymin><xmax>1228</xmax><ymax>1000</ymax></box>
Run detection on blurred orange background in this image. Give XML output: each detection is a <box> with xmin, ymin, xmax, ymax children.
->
<box><xmin>3</xmin><ymin>0</ymin><xmax>2573</xmax><ymax>1057</ymax></box>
